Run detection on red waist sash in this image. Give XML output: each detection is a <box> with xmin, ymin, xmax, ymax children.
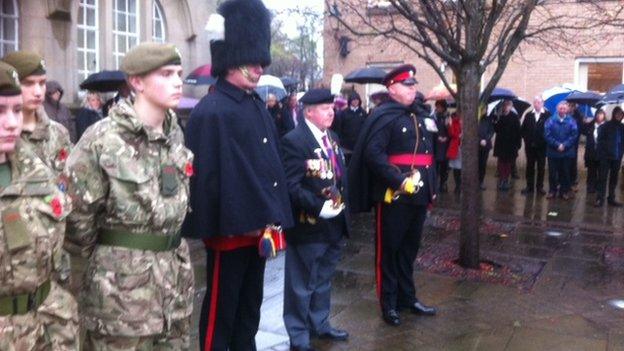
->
<box><xmin>388</xmin><ymin>153</ymin><xmax>433</xmax><ymax>166</ymax></box>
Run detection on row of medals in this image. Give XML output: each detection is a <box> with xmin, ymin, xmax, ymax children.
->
<box><xmin>306</xmin><ymin>158</ymin><xmax>335</xmax><ymax>180</ymax></box>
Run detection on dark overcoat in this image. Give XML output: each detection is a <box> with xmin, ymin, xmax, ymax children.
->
<box><xmin>281</xmin><ymin>122</ymin><xmax>350</xmax><ymax>245</ymax></box>
<box><xmin>182</xmin><ymin>79</ymin><xmax>294</xmax><ymax>238</ymax></box>
<box><xmin>493</xmin><ymin>111</ymin><xmax>521</xmax><ymax>161</ymax></box>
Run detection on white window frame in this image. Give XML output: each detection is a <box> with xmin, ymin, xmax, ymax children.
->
<box><xmin>77</xmin><ymin>0</ymin><xmax>100</xmax><ymax>85</ymax></box>
<box><xmin>113</xmin><ymin>0</ymin><xmax>140</xmax><ymax>69</ymax></box>
<box><xmin>0</xmin><ymin>0</ymin><xmax>19</xmax><ymax>56</ymax></box>
<box><xmin>574</xmin><ymin>57</ymin><xmax>624</xmax><ymax>92</ymax></box>
<box><xmin>152</xmin><ymin>0</ymin><xmax>166</xmax><ymax>43</ymax></box>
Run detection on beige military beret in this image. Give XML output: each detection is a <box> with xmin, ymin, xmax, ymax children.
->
<box><xmin>2</xmin><ymin>51</ymin><xmax>46</xmax><ymax>80</ymax></box>
<box><xmin>121</xmin><ymin>42</ymin><xmax>182</xmax><ymax>76</ymax></box>
<box><xmin>0</xmin><ymin>61</ymin><xmax>21</xmax><ymax>96</ymax></box>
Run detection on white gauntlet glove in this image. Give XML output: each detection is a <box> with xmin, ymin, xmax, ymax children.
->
<box><xmin>319</xmin><ymin>200</ymin><xmax>344</xmax><ymax>219</ymax></box>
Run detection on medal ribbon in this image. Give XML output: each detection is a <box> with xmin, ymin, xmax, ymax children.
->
<box><xmin>322</xmin><ymin>135</ymin><xmax>342</xmax><ymax>179</ymax></box>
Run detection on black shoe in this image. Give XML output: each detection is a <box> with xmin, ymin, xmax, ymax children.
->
<box><xmin>290</xmin><ymin>346</ymin><xmax>315</xmax><ymax>351</ymax></box>
<box><xmin>608</xmin><ymin>199</ymin><xmax>623</xmax><ymax>207</ymax></box>
<box><xmin>408</xmin><ymin>301</ymin><xmax>437</xmax><ymax>316</ymax></box>
<box><xmin>594</xmin><ymin>199</ymin><xmax>604</xmax><ymax>207</ymax></box>
<box><xmin>536</xmin><ymin>188</ymin><xmax>547</xmax><ymax>195</ymax></box>
<box><xmin>382</xmin><ymin>309</ymin><xmax>401</xmax><ymax>326</ymax></box>
<box><xmin>317</xmin><ymin>328</ymin><xmax>349</xmax><ymax>341</ymax></box>
<box><xmin>521</xmin><ymin>188</ymin><xmax>533</xmax><ymax>195</ymax></box>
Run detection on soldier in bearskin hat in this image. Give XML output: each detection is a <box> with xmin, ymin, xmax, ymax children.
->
<box><xmin>182</xmin><ymin>0</ymin><xmax>293</xmax><ymax>350</ymax></box>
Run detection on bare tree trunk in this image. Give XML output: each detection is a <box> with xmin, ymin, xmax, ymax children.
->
<box><xmin>458</xmin><ymin>62</ymin><xmax>481</xmax><ymax>269</ymax></box>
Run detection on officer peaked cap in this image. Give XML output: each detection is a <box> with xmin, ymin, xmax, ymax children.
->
<box><xmin>383</xmin><ymin>64</ymin><xmax>418</xmax><ymax>87</ymax></box>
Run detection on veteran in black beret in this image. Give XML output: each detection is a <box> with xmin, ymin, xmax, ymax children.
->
<box><xmin>182</xmin><ymin>0</ymin><xmax>293</xmax><ymax>350</ymax></box>
<box><xmin>348</xmin><ymin>64</ymin><xmax>438</xmax><ymax>326</ymax></box>
<box><xmin>281</xmin><ymin>89</ymin><xmax>350</xmax><ymax>351</ymax></box>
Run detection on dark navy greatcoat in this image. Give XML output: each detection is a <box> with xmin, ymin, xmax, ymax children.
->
<box><xmin>182</xmin><ymin>79</ymin><xmax>294</xmax><ymax>238</ymax></box>
<box><xmin>281</xmin><ymin>122</ymin><xmax>350</xmax><ymax>245</ymax></box>
<box><xmin>597</xmin><ymin>119</ymin><xmax>624</xmax><ymax>161</ymax></box>
<box><xmin>348</xmin><ymin>101</ymin><xmax>436</xmax><ymax>212</ymax></box>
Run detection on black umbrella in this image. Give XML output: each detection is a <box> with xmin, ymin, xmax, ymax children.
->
<box><xmin>344</xmin><ymin>67</ymin><xmax>387</xmax><ymax>84</ymax></box>
<box><xmin>79</xmin><ymin>70</ymin><xmax>126</xmax><ymax>92</ymax></box>
<box><xmin>485</xmin><ymin>87</ymin><xmax>517</xmax><ymax>103</ymax></box>
<box><xmin>565</xmin><ymin>91</ymin><xmax>603</xmax><ymax>106</ymax></box>
<box><xmin>601</xmin><ymin>84</ymin><xmax>624</xmax><ymax>104</ymax></box>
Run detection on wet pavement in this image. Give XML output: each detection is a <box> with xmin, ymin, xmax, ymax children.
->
<box><xmin>188</xmin><ymin>159</ymin><xmax>624</xmax><ymax>350</ymax></box>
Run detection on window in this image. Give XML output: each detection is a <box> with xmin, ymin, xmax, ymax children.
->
<box><xmin>113</xmin><ymin>0</ymin><xmax>140</xmax><ymax>69</ymax></box>
<box><xmin>0</xmin><ymin>0</ymin><xmax>19</xmax><ymax>56</ymax></box>
<box><xmin>152</xmin><ymin>0</ymin><xmax>166</xmax><ymax>43</ymax></box>
<box><xmin>576</xmin><ymin>58</ymin><xmax>624</xmax><ymax>93</ymax></box>
<box><xmin>77</xmin><ymin>0</ymin><xmax>99</xmax><ymax>86</ymax></box>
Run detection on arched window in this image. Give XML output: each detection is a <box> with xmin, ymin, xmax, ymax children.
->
<box><xmin>152</xmin><ymin>0</ymin><xmax>166</xmax><ymax>43</ymax></box>
<box><xmin>77</xmin><ymin>0</ymin><xmax>99</xmax><ymax>85</ymax></box>
<box><xmin>0</xmin><ymin>0</ymin><xmax>19</xmax><ymax>56</ymax></box>
<box><xmin>113</xmin><ymin>0</ymin><xmax>140</xmax><ymax>68</ymax></box>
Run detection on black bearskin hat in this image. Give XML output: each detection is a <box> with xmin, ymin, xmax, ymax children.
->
<box><xmin>209</xmin><ymin>0</ymin><xmax>272</xmax><ymax>78</ymax></box>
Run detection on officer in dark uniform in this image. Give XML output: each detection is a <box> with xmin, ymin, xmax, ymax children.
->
<box><xmin>281</xmin><ymin>89</ymin><xmax>349</xmax><ymax>351</ymax></box>
<box><xmin>349</xmin><ymin>64</ymin><xmax>437</xmax><ymax>326</ymax></box>
<box><xmin>182</xmin><ymin>0</ymin><xmax>293</xmax><ymax>350</ymax></box>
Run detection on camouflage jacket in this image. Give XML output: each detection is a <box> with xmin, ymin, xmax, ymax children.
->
<box><xmin>0</xmin><ymin>142</ymin><xmax>78</xmax><ymax>351</ymax></box>
<box><xmin>21</xmin><ymin>107</ymin><xmax>72</xmax><ymax>176</ymax></box>
<box><xmin>64</xmin><ymin>99</ymin><xmax>194</xmax><ymax>336</ymax></box>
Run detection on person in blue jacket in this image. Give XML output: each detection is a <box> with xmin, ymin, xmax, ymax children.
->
<box><xmin>544</xmin><ymin>101</ymin><xmax>578</xmax><ymax>200</ymax></box>
<box><xmin>595</xmin><ymin>106</ymin><xmax>624</xmax><ymax>207</ymax></box>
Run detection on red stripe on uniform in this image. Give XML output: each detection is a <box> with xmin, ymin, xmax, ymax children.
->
<box><xmin>376</xmin><ymin>204</ymin><xmax>383</xmax><ymax>308</ymax></box>
<box><xmin>204</xmin><ymin>251</ymin><xmax>221</xmax><ymax>351</ymax></box>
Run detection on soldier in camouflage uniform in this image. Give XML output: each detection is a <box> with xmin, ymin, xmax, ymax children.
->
<box><xmin>2</xmin><ymin>51</ymin><xmax>72</xmax><ymax>175</ymax></box>
<box><xmin>3</xmin><ymin>51</ymin><xmax>74</xmax><ymax>286</ymax></box>
<box><xmin>64</xmin><ymin>43</ymin><xmax>194</xmax><ymax>350</ymax></box>
<box><xmin>0</xmin><ymin>61</ymin><xmax>79</xmax><ymax>350</ymax></box>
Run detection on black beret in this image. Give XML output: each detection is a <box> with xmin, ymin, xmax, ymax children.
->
<box><xmin>299</xmin><ymin>89</ymin><xmax>334</xmax><ymax>106</ymax></box>
<box><xmin>383</xmin><ymin>64</ymin><xmax>417</xmax><ymax>87</ymax></box>
<box><xmin>2</xmin><ymin>51</ymin><xmax>46</xmax><ymax>80</ymax></box>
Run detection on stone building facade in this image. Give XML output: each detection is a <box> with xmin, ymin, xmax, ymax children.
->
<box><xmin>323</xmin><ymin>2</ymin><xmax>624</xmax><ymax>108</ymax></box>
<box><xmin>1</xmin><ymin>0</ymin><xmax>215</xmax><ymax>104</ymax></box>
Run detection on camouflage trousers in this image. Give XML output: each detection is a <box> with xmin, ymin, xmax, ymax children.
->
<box><xmin>84</xmin><ymin>317</ymin><xmax>191</xmax><ymax>351</ymax></box>
<box><xmin>0</xmin><ymin>282</ymin><xmax>79</xmax><ymax>351</ymax></box>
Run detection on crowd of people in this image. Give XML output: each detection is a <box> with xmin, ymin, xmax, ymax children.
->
<box><xmin>264</xmin><ymin>89</ymin><xmax>624</xmax><ymax>208</ymax></box>
<box><xmin>2</xmin><ymin>0</ymin><xmax>623</xmax><ymax>350</ymax></box>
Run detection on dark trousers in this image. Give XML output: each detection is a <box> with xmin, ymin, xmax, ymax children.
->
<box><xmin>597</xmin><ymin>158</ymin><xmax>622</xmax><ymax>200</ymax></box>
<box><xmin>375</xmin><ymin>202</ymin><xmax>427</xmax><ymax>312</ymax></box>
<box><xmin>478</xmin><ymin>148</ymin><xmax>489</xmax><ymax>184</ymax></box>
<box><xmin>283</xmin><ymin>240</ymin><xmax>343</xmax><ymax>347</ymax></box>
<box><xmin>548</xmin><ymin>157</ymin><xmax>571</xmax><ymax>194</ymax></box>
<box><xmin>586</xmin><ymin>159</ymin><xmax>599</xmax><ymax>192</ymax></box>
<box><xmin>436</xmin><ymin>160</ymin><xmax>449</xmax><ymax>189</ymax></box>
<box><xmin>452</xmin><ymin>169</ymin><xmax>461</xmax><ymax>190</ymax></box>
<box><xmin>525</xmin><ymin>147</ymin><xmax>546</xmax><ymax>190</ymax></box>
<box><xmin>497</xmin><ymin>159</ymin><xmax>513</xmax><ymax>181</ymax></box>
<box><xmin>200</xmin><ymin>246</ymin><xmax>266</xmax><ymax>351</ymax></box>
<box><xmin>570</xmin><ymin>146</ymin><xmax>579</xmax><ymax>185</ymax></box>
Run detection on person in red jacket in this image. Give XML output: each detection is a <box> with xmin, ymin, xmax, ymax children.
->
<box><xmin>446</xmin><ymin>111</ymin><xmax>462</xmax><ymax>194</ymax></box>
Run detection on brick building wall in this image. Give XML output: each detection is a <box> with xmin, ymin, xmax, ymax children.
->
<box><xmin>323</xmin><ymin>2</ymin><xmax>624</xmax><ymax>107</ymax></box>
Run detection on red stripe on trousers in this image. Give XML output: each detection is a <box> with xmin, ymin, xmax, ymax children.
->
<box><xmin>204</xmin><ymin>251</ymin><xmax>221</xmax><ymax>351</ymax></box>
<box><xmin>376</xmin><ymin>203</ymin><xmax>383</xmax><ymax>308</ymax></box>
